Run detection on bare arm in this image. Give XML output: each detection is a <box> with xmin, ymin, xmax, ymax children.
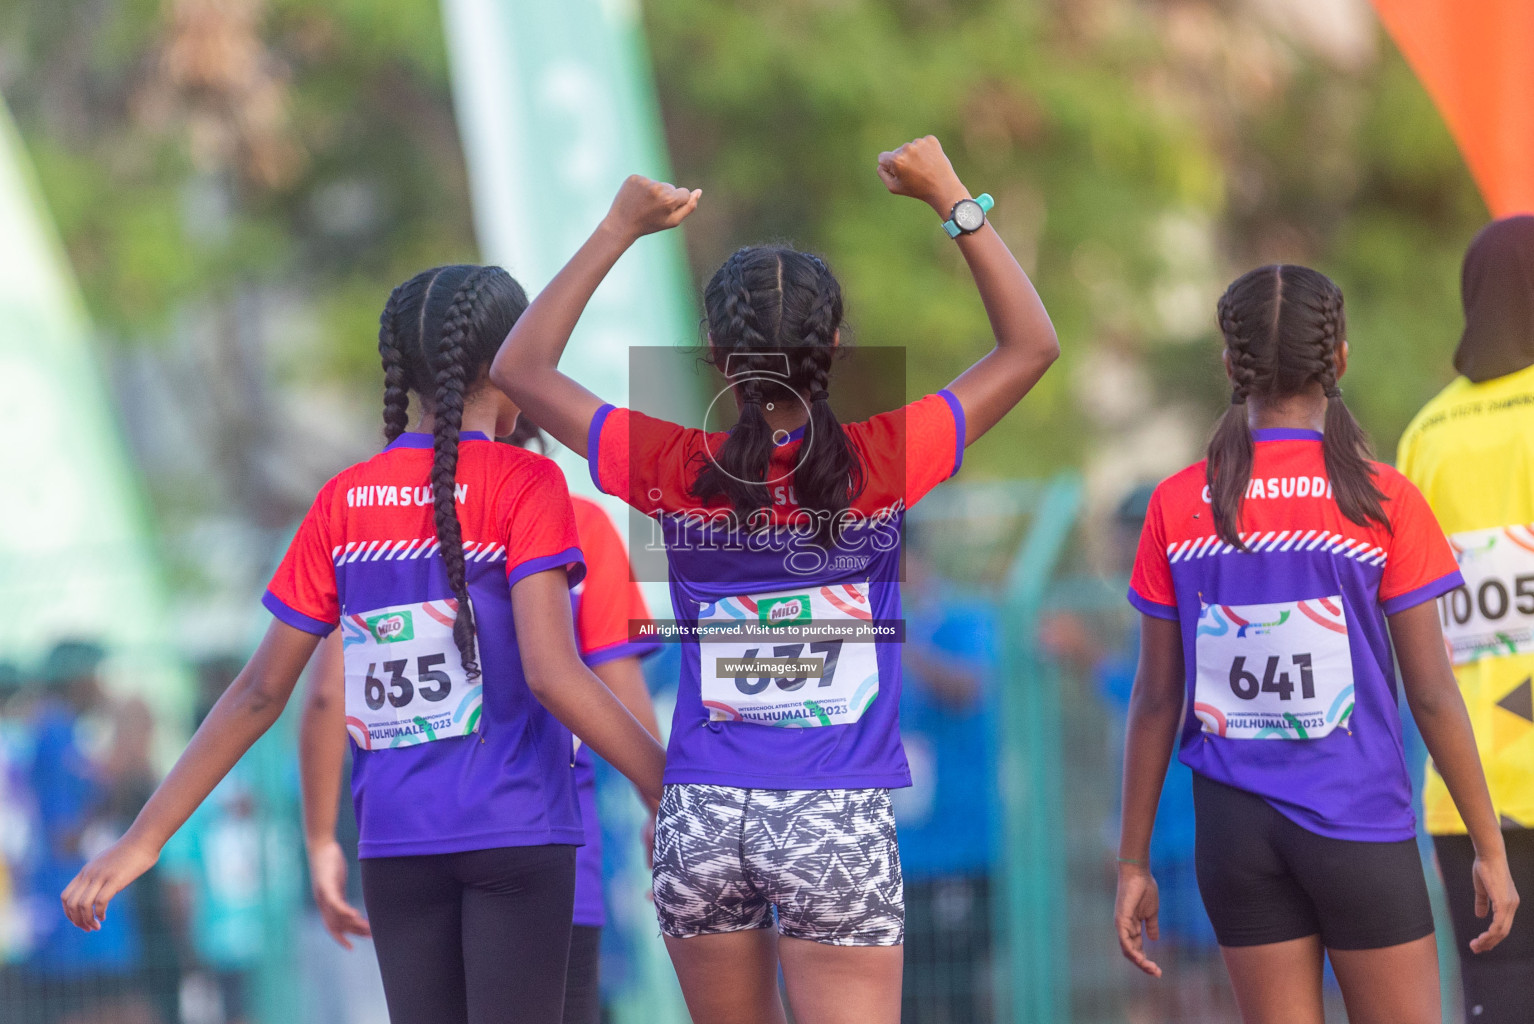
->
<box><xmin>299</xmin><ymin>633</ymin><xmax>371</xmax><ymax>948</ymax></box>
<box><xmin>592</xmin><ymin>655</ymin><xmax>662</xmax><ymax>741</ymax></box>
<box><xmin>875</xmin><ymin>136</ymin><xmax>1059</xmax><ymax>444</ymax></box>
<box><xmin>1114</xmin><ymin>615</ymin><xmax>1185</xmax><ymax>978</ymax></box>
<box><xmin>490</xmin><ymin>177</ymin><xmax>701</xmax><ymax>455</ymax></box>
<box><xmin>1391</xmin><ymin>600</ymin><xmax>1519</xmax><ymax>952</ymax></box>
<box><xmin>513</xmin><ymin>569</ymin><xmax>667</xmax><ymax>806</ymax></box>
<box><xmin>62</xmin><ymin>619</ymin><xmax>322</xmax><ymax>930</ymax></box>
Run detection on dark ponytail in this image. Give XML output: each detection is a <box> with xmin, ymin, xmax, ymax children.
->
<box><xmin>378</xmin><ymin>284</ymin><xmax>411</xmax><ymax>443</ymax></box>
<box><xmin>1205</xmin><ymin>264</ymin><xmax>1387</xmax><ymax>550</ymax></box>
<box><xmin>375</xmin><ymin>264</ymin><xmax>530</xmax><ymax>679</ymax></box>
<box><xmin>692</xmin><ymin>246</ymin><xmax>864</xmax><ymax>545</ymax></box>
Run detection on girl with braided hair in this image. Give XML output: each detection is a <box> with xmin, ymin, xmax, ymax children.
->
<box><xmin>63</xmin><ymin>265</ymin><xmax>667</xmax><ymax>1024</ymax></box>
<box><xmin>298</xmin><ymin>413</ymin><xmax>663</xmax><ymax>1024</ymax></box>
<box><xmin>492</xmin><ymin>136</ymin><xmax>1059</xmax><ymax>1024</ymax></box>
<box><xmin>1116</xmin><ymin>264</ymin><xmax>1517</xmax><ymax>1023</ymax></box>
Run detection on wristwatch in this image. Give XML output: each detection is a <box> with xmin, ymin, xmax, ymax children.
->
<box><xmin>942</xmin><ymin>193</ymin><xmax>994</xmax><ymax>238</ymax></box>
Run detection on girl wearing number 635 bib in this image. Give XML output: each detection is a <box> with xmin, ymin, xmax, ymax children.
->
<box><xmin>489</xmin><ymin>138</ymin><xmax>1059</xmax><ymax>1024</ymax></box>
<box><xmin>61</xmin><ymin>265</ymin><xmax>666</xmax><ymax>1024</ymax></box>
<box><xmin>1115</xmin><ymin>264</ymin><xmax>1518</xmax><ymax>1024</ymax></box>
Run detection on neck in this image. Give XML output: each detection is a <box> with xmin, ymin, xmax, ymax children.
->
<box><xmin>737</xmin><ymin>393</ymin><xmax>813</xmax><ymax>434</ymax></box>
<box><xmin>413</xmin><ymin>391</ymin><xmax>503</xmax><ymax>438</ymax></box>
<box><xmin>1245</xmin><ymin>386</ymin><xmax>1327</xmax><ymax>433</ymax></box>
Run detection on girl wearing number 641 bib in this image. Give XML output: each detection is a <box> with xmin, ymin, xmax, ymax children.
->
<box><xmin>60</xmin><ymin>265</ymin><xmax>667</xmax><ymax>1024</ymax></box>
<box><xmin>490</xmin><ymin>137</ymin><xmax>1059</xmax><ymax>1024</ymax></box>
<box><xmin>1115</xmin><ymin>264</ymin><xmax>1518</xmax><ymax>1024</ymax></box>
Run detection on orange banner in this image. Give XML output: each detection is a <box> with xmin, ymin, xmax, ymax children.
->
<box><xmin>1372</xmin><ymin>0</ymin><xmax>1534</xmax><ymax>216</ymax></box>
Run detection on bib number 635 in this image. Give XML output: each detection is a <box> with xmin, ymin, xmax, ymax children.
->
<box><xmin>363</xmin><ymin>654</ymin><xmax>453</xmax><ymax>711</ymax></box>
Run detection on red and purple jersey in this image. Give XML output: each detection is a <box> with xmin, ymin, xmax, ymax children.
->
<box><xmin>265</xmin><ymin>431</ymin><xmax>586</xmax><ymax>858</ymax></box>
<box><xmin>569</xmin><ymin>495</ymin><xmax>659</xmax><ymax>928</ymax></box>
<box><xmin>1129</xmin><ymin>428</ymin><xmax>1463</xmax><ymax>841</ymax></box>
<box><xmin>588</xmin><ymin>391</ymin><xmax>966</xmax><ymax>789</ymax></box>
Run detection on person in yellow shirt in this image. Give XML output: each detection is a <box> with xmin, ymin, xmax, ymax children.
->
<box><xmin>1398</xmin><ymin>214</ymin><xmax>1534</xmax><ymax>1024</ymax></box>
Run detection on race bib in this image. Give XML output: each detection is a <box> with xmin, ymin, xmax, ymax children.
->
<box><xmin>1193</xmin><ymin>597</ymin><xmax>1355</xmax><ymax>740</ymax></box>
<box><xmin>1439</xmin><ymin>525</ymin><xmax>1534</xmax><ymax>665</ymax></box>
<box><xmin>698</xmin><ymin>583</ymin><xmax>880</xmax><ymax>727</ymax></box>
<box><xmin>340</xmin><ymin>600</ymin><xmax>482</xmax><ymax>750</ymax></box>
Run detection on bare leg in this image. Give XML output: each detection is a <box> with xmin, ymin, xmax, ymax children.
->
<box><xmin>1328</xmin><ymin>935</ymin><xmax>1441</xmax><ymax>1024</ymax></box>
<box><xmin>664</xmin><ymin>929</ymin><xmax>788</xmax><ymax>1024</ymax></box>
<box><xmin>1220</xmin><ymin>935</ymin><xmax>1326</xmax><ymax>1024</ymax></box>
<box><xmin>777</xmin><ymin>936</ymin><xmax>902</xmax><ymax>1024</ymax></box>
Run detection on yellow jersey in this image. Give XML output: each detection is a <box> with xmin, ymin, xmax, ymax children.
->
<box><xmin>1397</xmin><ymin>362</ymin><xmax>1534</xmax><ymax>834</ymax></box>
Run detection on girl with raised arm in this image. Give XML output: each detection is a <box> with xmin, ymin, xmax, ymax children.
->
<box><xmin>490</xmin><ymin>136</ymin><xmax>1058</xmax><ymax>1024</ymax></box>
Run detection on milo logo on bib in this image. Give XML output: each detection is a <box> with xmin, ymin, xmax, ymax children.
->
<box><xmin>760</xmin><ymin>595</ymin><xmax>811</xmax><ymax>628</ymax></box>
<box><xmin>367</xmin><ymin>610</ymin><xmax>414</xmax><ymax>644</ymax></box>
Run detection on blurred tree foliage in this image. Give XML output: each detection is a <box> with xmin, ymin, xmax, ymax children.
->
<box><xmin>0</xmin><ymin>0</ymin><xmax>1490</xmax><ymax>497</ymax></box>
<box><xmin>645</xmin><ymin>0</ymin><xmax>1488</xmax><ymax>479</ymax></box>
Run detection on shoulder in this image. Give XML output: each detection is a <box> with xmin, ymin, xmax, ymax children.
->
<box><xmin>1151</xmin><ymin>461</ymin><xmax>1209</xmax><ymax>509</ymax></box>
<box><xmin>1369</xmin><ymin>461</ymin><xmax>1419</xmax><ymax>500</ymax></box>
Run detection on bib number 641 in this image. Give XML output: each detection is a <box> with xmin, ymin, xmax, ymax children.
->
<box><xmin>1228</xmin><ymin>653</ymin><xmax>1316</xmax><ymax>702</ymax></box>
<box><xmin>363</xmin><ymin>654</ymin><xmax>453</xmax><ymax>710</ymax></box>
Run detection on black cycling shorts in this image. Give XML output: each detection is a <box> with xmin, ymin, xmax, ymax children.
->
<box><xmin>1192</xmin><ymin>773</ymin><xmax>1434</xmax><ymax>950</ymax></box>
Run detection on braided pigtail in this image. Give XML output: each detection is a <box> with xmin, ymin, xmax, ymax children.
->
<box><xmin>428</xmin><ymin>267</ymin><xmax>490</xmax><ymax>680</ymax></box>
<box><xmin>692</xmin><ymin>251</ymin><xmax>777</xmax><ymax>516</ymax></box>
<box><xmin>1313</xmin><ymin>286</ymin><xmax>1389</xmax><ymax>532</ymax></box>
<box><xmin>1206</xmin><ymin>287</ymin><xmax>1259</xmax><ymax>549</ymax></box>
<box><xmin>378</xmin><ymin>284</ymin><xmax>411</xmax><ymax>443</ymax></box>
<box><xmin>792</xmin><ymin>267</ymin><xmax>863</xmax><ymax>545</ymax></box>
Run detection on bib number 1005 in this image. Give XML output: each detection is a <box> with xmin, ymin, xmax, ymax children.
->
<box><xmin>362</xmin><ymin>654</ymin><xmax>453</xmax><ymax>710</ymax></box>
<box><xmin>1227</xmin><ymin>653</ymin><xmax>1315</xmax><ymax>701</ymax></box>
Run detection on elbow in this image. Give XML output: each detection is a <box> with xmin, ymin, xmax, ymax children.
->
<box><xmin>488</xmin><ymin>347</ymin><xmax>520</xmax><ymax>398</ymax></box>
<box><xmin>522</xmin><ymin>655</ymin><xmax>566</xmax><ymax>705</ymax></box>
<box><xmin>234</xmin><ymin>678</ymin><xmax>289</xmax><ymax>725</ymax></box>
<box><xmin>1035</xmin><ymin>328</ymin><xmax>1061</xmax><ymax>369</ymax></box>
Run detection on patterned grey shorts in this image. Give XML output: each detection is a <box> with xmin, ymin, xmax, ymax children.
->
<box><xmin>652</xmin><ymin>784</ymin><xmax>904</xmax><ymax>946</ymax></box>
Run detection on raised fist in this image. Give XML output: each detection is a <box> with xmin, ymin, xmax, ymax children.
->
<box><xmin>605</xmin><ymin>174</ymin><xmax>701</xmax><ymax>240</ymax></box>
<box><xmin>876</xmin><ymin>136</ymin><xmax>965</xmax><ymax>210</ymax></box>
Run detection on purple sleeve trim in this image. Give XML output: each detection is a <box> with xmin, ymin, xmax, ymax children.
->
<box><xmin>507</xmin><ymin>546</ymin><xmax>587</xmax><ymax>592</ymax></box>
<box><xmin>1127</xmin><ymin>587</ymin><xmax>1179</xmax><ymax>621</ymax></box>
<box><xmin>587</xmin><ymin>405</ymin><xmax>615</xmax><ymax>494</ymax></box>
<box><xmin>262</xmin><ymin>590</ymin><xmax>336</xmax><ymax>636</ymax></box>
<box><xmin>1381</xmin><ymin>571</ymin><xmax>1465</xmax><ymax>616</ymax></box>
<box><xmin>937</xmin><ymin>389</ymin><xmax>966</xmax><ymax>478</ymax></box>
<box><xmin>583</xmin><ymin>640</ymin><xmax>663</xmax><ymax>668</ymax></box>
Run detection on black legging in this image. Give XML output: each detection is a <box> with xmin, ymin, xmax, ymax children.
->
<box><xmin>361</xmin><ymin>844</ymin><xmax>577</xmax><ymax>1024</ymax></box>
<box><xmin>562</xmin><ymin>925</ymin><xmax>602</xmax><ymax>1024</ymax></box>
<box><xmin>1435</xmin><ymin>828</ymin><xmax>1534</xmax><ymax>1024</ymax></box>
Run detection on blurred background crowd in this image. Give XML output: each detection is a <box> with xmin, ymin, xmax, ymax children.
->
<box><xmin>0</xmin><ymin>0</ymin><xmax>1510</xmax><ymax>1021</ymax></box>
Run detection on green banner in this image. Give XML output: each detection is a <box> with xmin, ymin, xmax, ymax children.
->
<box><xmin>441</xmin><ymin>2</ymin><xmax>695</xmax><ymax>1019</ymax></box>
<box><xmin>442</xmin><ymin>0</ymin><xmax>700</xmax><ymax>490</ymax></box>
<box><xmin>0</xmin><ymin>101</ymin><xmax>184</xmax><ymax>717</ymax></box>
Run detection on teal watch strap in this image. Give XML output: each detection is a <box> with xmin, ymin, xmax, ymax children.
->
<box><xmin>942</xmin><ymin>193</ymin><xmax>995</xmax><ymax>238</ymax></box>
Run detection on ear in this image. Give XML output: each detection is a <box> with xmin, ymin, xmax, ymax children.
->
<box><xmin>1222</xmin><ymin>349</ymin><xmax>1235</xmax><ymax>385</ymax></box>
<box><xmin>1335</xmin><ymin>339</ymin><xmax>1349</xmax><ymax>380</ymax></box>
<box><xmin>832</xmin><ymin>328</ymin><xmax>841</xmax><ymax>351</ymax></box>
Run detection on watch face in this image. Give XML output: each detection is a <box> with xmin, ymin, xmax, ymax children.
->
<box><xmin>953</xmin><ymin>199</ymin><xmax>985</xmax><ymax>232</ymax></box>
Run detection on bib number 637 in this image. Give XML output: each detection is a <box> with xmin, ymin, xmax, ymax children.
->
<box><xmin>1228</xmin><ymin>653</ymin><xmax>1316</xmax><ymax>702</ymax></box>
<box><xmin>363</xmin><ymin>654</ymin><xmax>453</xmax><ymax>710</ymax></box>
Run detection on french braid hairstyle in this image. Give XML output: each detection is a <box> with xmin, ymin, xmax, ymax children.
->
<box><xmin>376</xmin><ymin>264</ymin><xmax>530</xmax><ymax>677</ymax></box>
<box><xmin>1206</xmin><ymin>264</ymin><xmax>1387</xmax><ymax>550</ymax></box>
<box><xmin>691</xmin><ymin>246</ymin><xmax>865</xmax><ymax>545</ymax></box>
